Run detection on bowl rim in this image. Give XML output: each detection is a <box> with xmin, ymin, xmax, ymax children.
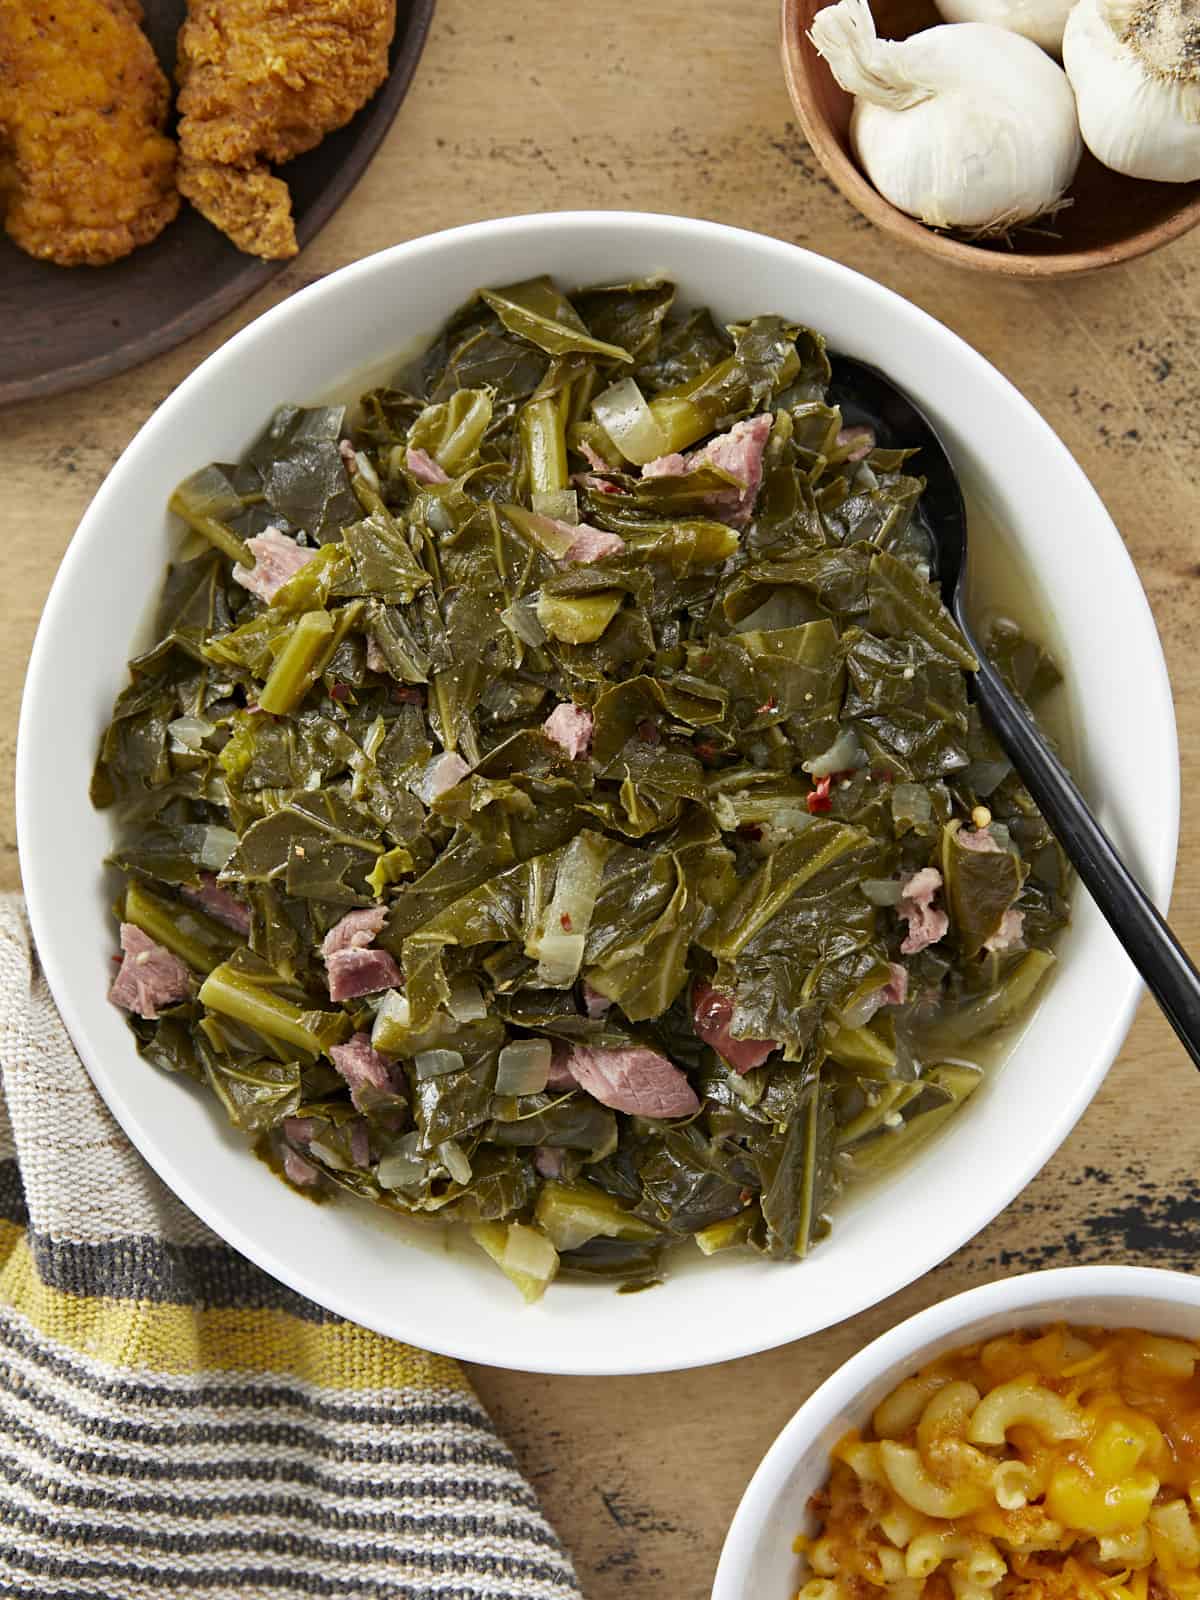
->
<box><xmin>15</xmin><ymin>211</ymin><xmax>1182</xmax><ymax>1372</ymax></box>
<box><xmin>778</xmin><ymin>0</ymin><xmax>1200</xmax><ymax>278</ymax></box>
<box><xmin>713</xmin><ymin>1263</ymin><xmax>1200</xmax><ymax>1597</ymax></box>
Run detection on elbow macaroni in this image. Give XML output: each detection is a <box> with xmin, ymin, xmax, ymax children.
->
<box><xmin>794</xmin><ymin>1325</ymin><xmax>1200</xmax><ymax>1599</ymax></box>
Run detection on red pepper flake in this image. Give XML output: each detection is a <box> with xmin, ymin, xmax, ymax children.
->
<box><xmin>560</xmin><ymin>912</ymin><xmax>573</xmax><ymax>932</ymax></box>
<box><xmin>637</xmin><ymin>718</ymin><xmax>661</xmax><ymax>745</ymax></box>
<box><xmin>329</xmin><ymin>682</ymin><xmax>350</xmax><ymax>703</ymax></box>
<box><xmin>755</xmin><ymin>696</ymin><xmax>778</xmax><ymax>715</ymax></box>
<box><xmin>738</xmin><ymin>824</ymin><xmax>763</xmax><ymax>842</ymax></box>
<box><xmin>390</xmin><ymin>685</ymin><xmax>425</xmax><ymax>705</ymax></box>
<box><xmin>806</xmin><ymin>775</ymin><xmax>833</xmax><ymax>814</ymax></box>
<box><xmin>870</xmin><ymin>768</ymin><xmax>894</xmax><ymax>784</ymax></box>
<box><xmin>694</xmin><ymin>740</ymin><xmax>721</xmax><ymax>765</ymax></box>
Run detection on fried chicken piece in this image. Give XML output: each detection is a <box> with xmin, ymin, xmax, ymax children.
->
<box><xmin>0</xmin><ymin>0</ymin><xmax>178</xmax><ymax>267</ymax></box>
<box><xmin>175</xmin><ymin>0</ymin><xmax>396</xmax><ymax>260</ymax></box>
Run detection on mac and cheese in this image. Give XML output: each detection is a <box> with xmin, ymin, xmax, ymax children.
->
<box><xmin>796</xmin><ymin>1325</ymin><xmax>1200</xmax><ymax>1599</ymax></box>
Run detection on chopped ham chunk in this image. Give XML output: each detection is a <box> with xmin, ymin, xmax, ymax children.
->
<box><xmin>282</xmin><ymin>1146</ymin><xmax>320</xmax><ymax>1186</ymax></box>
<box><xmin>542</xmin><ymin>702</ymin><xmax>594</xmax><ymax>759</ymax></box>
<box><xmin>321</xmin><ymin>907</ymin><xmax>402</xmax><ymax>1003</ymax></box>
<box><xmin>837</xmin><ymin>425</ymin><xmax>875</xmax><ymax>461</ymax></box>
<box><xmin>578</xmin><ymin>440</ymin><xmax>611</xmax><ymax>473</ymax></box>
<box><xmin>557</xmin><ymin>521</ymin><xmax>626</xmax><ymax>563</ymax></box>
<box><xmin>349</xmin><ymin>1120</ymin><xmax>371</xmax><ymax>1168</ymax></box>
<box><xmin>643</xmin><ymin>413</ymin><xmax>773</xmax><ymax>527</ymax></box>
<box><xmin>283</xmin><ymin>1116</ymin><xmax>318</xmax><ymax>1146</ymax></box>
<box><xmin>546</xmin><ymin>1042</ymin><xmax>578</xmax><ymax>1092</ymax></box>
<box><xmin>858</xmin><ymin>962</ymin><xmax>910</xmax><ymax>1024</ymax></box>
<box><xmin>338</xmin><ymin>439</ymin><xmax>358</xmax><ymax>471</ymax></box>
<box><xmin>958</xmin><ymin>825</ymin><xmax>1001</xmax><ymax>853</ymax></box>
<box><xmin>581</xmin><ymin>981</ymin><xmax>612</xmax><ymax>1020</ymax></box>
<box><xmin>562</xmin><ymin>1043</ymin><xmax>699</xmax><ymax>1119</ymax></box>
<box><xmin>692</xmin><ymin>980</ymin><xmax>776</xmax><ymax>1074</ymax></box>
<box><xmin>108</xmin><ymin>924</ymin><xmax>190</xmax><ymax>1020</ymax></box>
<box><xmin>322</xmin><ymin>907</ymin><xmax>388</xmax><ymax>957</ymax></box>
<box><xmin>898</xmin><ymin>867</ymin><xmax>950</xmax><ymax>956</ymax></box>
<box><xmin>330</xmin><ymin>1031</ymin><xmax>395</xmax><ymax>1112</ymax></box>
<box><xmin>984</xmin><ymin>909</ymin><xmax>1025</xmax><ymax>954</ymax></box>
<box><xmin>233</xmin><ymin>528</ymin><xmax>318</xmax><ymax>603</ymax></box>
<box><xmin>182</xmin><ymin>873</ymin><xmax>251</xmax><ymax>937</ymax></box>
<box><xmin>534</xmin><ymin>1147</ymin><xmax>566</xmax><ymax>1180</ymax></box>
<box><xmin>406</xmin><ymin>447</ymin><xmax>450</xmax><ymax>485</ymax></box>
<box><xmin>415</xmin><ymin>751</ymin><xmax>471</xmax><ymax>804</ymax></box>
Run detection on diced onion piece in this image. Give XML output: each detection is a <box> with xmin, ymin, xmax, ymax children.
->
<box><xmin>803</xmin><ymin>726</ymin><xmax>867</xmax><ymax>778</ymax></box>
<box><xmin>861</xmin><ymin>878</ymin><xmax>903</xmax><ymax>907</ymax></box>
<box><xmin>198</xmin><ymin>826</ymin><xmax>240</xmax><ymax>871</ymax></box>
<box><xmin>592</xmin><ymin>377</ymin><xmax>667</xmax><ymax>467</ymax></box>
<box><xmin>532</xmin><ymin>489</ymin><xmax>579</xmax><ymax>524</ymax></box>
<box><xmin>496</xmin><ymin>1038</ymin><xmax>553</xmax><ymax>1096</ymax></box>
<box><xmin>167</xmin><ymin>715</ymin><xmax>215</xmax><ymax>752</ymax></box>
<box><xmin>437</xmin><ymin>1139</ymin><xmax>472</xmax><ymax>1186</ymax></box>
<box><xmin>377</xmin><ymin>1132</ymin><xmax>426</xmax><ymax>1192</ymax></box>
<box><xmin>307</xmin><ymin>1138</ymin><xmax>351</xmax><ymax>1172</ymax></box>
<box><xmin>527</xmin><ymin>833</ymin><xmax>611</xmax><ymax>985</ymax></box>
<box><xmin>500</xmin><ymin>595</ymin><xmax>548</xmax><ymax>647</ymax></box>
<box><xmin>426</xmin><ymin>500</ymin><xmax>454</xmax><ymax>533</ymax></box>
<box><xmin>354</xmin><ymin>450</ymin><xmax>381</xmax><ymax>493</ymax></box>
<box><xmin>371</xmin><ymin>991</ymin><xmax>411</xmax><ymax>1055</ymax></box>
<box><xmin>414</xmin><ymin>1048</ymin><xmax>465</xmax><ymax>1081</ymax></box>
<box><xmin>447</xmin><ymin>976</ymin><xmax>487</xmax><ymax>1023</ymax></box>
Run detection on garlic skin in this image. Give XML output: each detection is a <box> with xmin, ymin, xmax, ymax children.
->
<box><xmin>932</xmin><ymin>0</ymin><xmax>1076</xmax><ymax>57</ymax></box>
<box><xmin>1063</xmin><ymin>0</ymin><xmax>1200</xmax><ymax>182</ymax></box>
<box><xmin>810</xmin><ymin>0</ymin><xmax>1082</xmax><ymax>233</ymax></box>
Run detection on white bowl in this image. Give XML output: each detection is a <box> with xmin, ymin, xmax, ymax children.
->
<box><xmin>16</xmin><ymin>213</ymin><xmax>1178</xmax><ymax>1375</ymax></box>
<box><xmin>714</xmin><ymin>1264</ymin><xmax>1200</xmax><ymax>1598</ymax></box>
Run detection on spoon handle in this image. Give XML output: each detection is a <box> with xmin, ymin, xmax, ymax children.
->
<box><xmin>965</xmin><ymin>634</ymin><xmax>1200</xmax><ymax>1070</ymax></box>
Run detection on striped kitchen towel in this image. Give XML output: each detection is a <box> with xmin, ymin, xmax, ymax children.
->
<box><xmin>0</xmin><ymin>896</ymin><xmax>581</xmax><ymax>1600</ymax></box>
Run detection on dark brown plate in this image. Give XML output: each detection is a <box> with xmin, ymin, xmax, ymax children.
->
<box><xmin>0</xmin><ymin>0</ymin><xmax>436</xmax><ymax>407</ymax></box>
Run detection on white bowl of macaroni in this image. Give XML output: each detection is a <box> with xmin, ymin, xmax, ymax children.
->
<box><xmin>714</xmin><ymin>1264</ymin><xmax>1200</xmax><ymax>1598</ymax></box>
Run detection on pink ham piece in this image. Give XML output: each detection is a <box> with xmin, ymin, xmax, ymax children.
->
<box><xmin>554</xmin><ymin>521</ymin><xmax>625</xmax><ymax>563</ymax></box>
<box><xmin>898</xmin><ymin>868</ymin><xmax>950</xmax><ymax>956</ymax></box>
<box><xmin>692</xmin><ymin>980</ymin><xmax>776</xmax><ymax>1074</ymax></box>
<box><xmin>416</xmin><ymin>751</ymin><xmax>471</xmax><ymax>804</ymax></box>
<box><xmin>579</xmin><ymin>440</ymin><xmax>611</xmax><ymax>473</ymax></box>
<box><xmin>837</xmin><ymin>426</ymin><xmax>875</xmax><ymax>462</ymax></box>
<box><xmin>581</xmin><ymin>981</ymin><xmax>612</xmax><ymax>1020</ymax></box>
<box><xmin>858</xmin><ymin>962</ymin><xmax>910</xmax><ymax>1024</ymax></box>
<box><xmin>109</xmin><ymin>924</ymin><xmax>190</xmax><ymax>1020</ymax></box>
<box><xmin>329</xmin><ymin>1031</ymin><xmax>395</xmax><ymax>1112</ymax></box>
<box><xmin>984</xmin><ymin>909</ymin><xmax>1025</xmax><ymax>954</ymax></box>
<box><xmin>282</xmin><ymin>1146</ymin><xmax>320</xmax><ymax>1187</ymax></box>
<box><xmin>321</xmin><ymin>907</ymin><xmax>402</xmax><ymax>1003</ymax></box>
<box><xmin>534</xmin><ymin>1147</ymin><xmax>566</xmax><ymax>1180</ymax></box>
<box><xmin>643</xmin><ymin>413</ymin><xmax>773</xmax><ymax>528</ymax></box>
<box><xmin>561</xmin><ymin>1043</ymin><xmax>699</xmax><ymax>1119</ymax></box>
<box><xmin>233</xmin><ymin>528</ymin><xmax>318</xmax><ymax>603</ymax></box>
<box><xmin>406</xmin><ymin>447</ymin><xmax>450</xmax><ymax>485</ymax></box>
<box><xmin>958</xmin><ymin>825</ymin><xmax>1001</xmax><ymax>853</ymax></box>
<box><xmin>182</xmin><ymin>873</ymin><xmax>251</xmax><ymax>937</ymax></box>
<box><xmin>546</xmin><ymin>1042</ymin><xmax>578</xmax><ymax>1092</ymax></box>
<box><xmin>338</xmin><ymin>439</ymin><xmax>358</xmax><ymax>471</ymax></box>
<box><xmin>542</xmin><ymin>702</ymin><xmax>594</xmax><ymax>759</ymax></box>
<box><xmin>349</xmin><ymin>1120</ymin><xmax>371</xmax><ymax>1169</ymax></box>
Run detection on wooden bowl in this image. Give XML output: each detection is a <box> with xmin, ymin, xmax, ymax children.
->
<box><xmin>781</xmin><ymin>0</ymin><xmax>1200</xmax><ymax>277</ymax></box>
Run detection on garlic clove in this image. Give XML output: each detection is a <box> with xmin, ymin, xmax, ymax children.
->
<box><xmin>932</xmin><ymin>0</ymin><xmax>1076</xmax><ymax>57</ymax></box>
<box><xmin>810</xmin><ymin>0</ymin><xmax>1082</xmax><ymax>234</ymax></box>
<box><xmin>1063</xmin><ymin>0</ymin><xmax>1200</xmax><ymax>183</ymax></box>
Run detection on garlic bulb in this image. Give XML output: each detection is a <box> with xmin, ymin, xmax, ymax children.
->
<box><xmin>810</xmin><ymin>0</ymin><xmax>1082</xmax><ymax>233</ymax></box>
<box><xmin>932</xmin><ymin>0</ymin><xmax>1075</xmax><ymax>56</ymax></box>
<box><xmin>1063</xmin><ymin>0</ymin><xmax>1200</xmax><ymax>181</ymax></box>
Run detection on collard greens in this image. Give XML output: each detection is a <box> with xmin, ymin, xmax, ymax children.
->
<box><xmin>94</xmin><ymin>277</ymin><xmax>1069</xmax><ymax>1299</ymax></box>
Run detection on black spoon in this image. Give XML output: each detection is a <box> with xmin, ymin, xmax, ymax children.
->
<box><xmin>829</xmin><ymin>353</ymin><xmax>1200</xmax><ymax>1069</ymax></box>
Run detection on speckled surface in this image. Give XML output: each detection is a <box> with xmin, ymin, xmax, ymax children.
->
<box><xmin>2</xmin><ymin>3</ymin><xmax>1198</xmax><ymax>1593</ymax></box>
